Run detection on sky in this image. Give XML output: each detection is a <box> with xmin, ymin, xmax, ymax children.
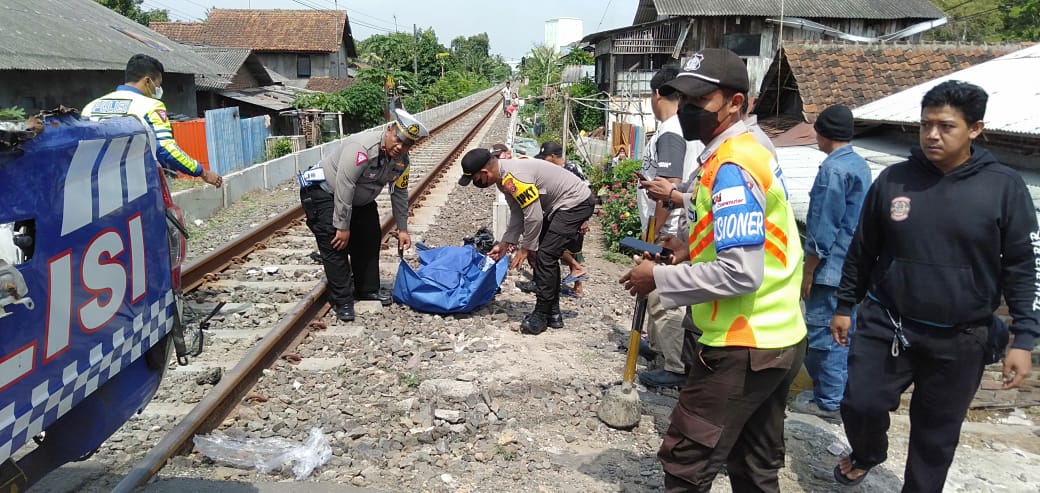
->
<box><xmin>145</xmin><ymin>0</ymin><xmax>638</xmax><ymax>60</ymax></box>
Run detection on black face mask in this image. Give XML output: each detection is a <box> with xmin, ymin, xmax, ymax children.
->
<box><xmin>473</xmin><ymin>174</ymin><xmax>493</xmax><ymax>189</ymax></box>
<box><xmin>677</xmin><ymin>103</ymin><xmax>721</xmax><ymax>144</ymax></box>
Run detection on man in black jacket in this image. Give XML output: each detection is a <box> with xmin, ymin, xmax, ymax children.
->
<box><xmin>830</xmin><ymin>80</ymin><xmax>1037</xmax><ymax>490</ymax></box>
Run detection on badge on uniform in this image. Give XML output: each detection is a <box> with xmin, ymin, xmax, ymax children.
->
<box><xmin>502</xmin><ymin>173</ymin><xmax>539</xmax><ymax>209</ymax></box>
<box><xmin>156</xmin><ymin>109</ymin><xmax>168</xmax><ymax>122</ymax></box>
<box><xmin>356</xmin><ymin>152</ymin><xmax>368</xmax><ymax>166</ymax></box>
<box><xmin>395</xmin><ymin>168</ymin><xmax>410</xmax><ymax>189</ymax></box>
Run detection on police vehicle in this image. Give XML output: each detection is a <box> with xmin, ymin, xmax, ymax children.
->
<box><xmin>0</xmin><ymin>109</ymin><xmax>185</xmax><ymax>489</ymax></box>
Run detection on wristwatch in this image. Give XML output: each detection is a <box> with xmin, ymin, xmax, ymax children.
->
<box><xmin>662</xmin><ymin>186</ymin><xmax>679</xmax><ymax>210</ymax></box>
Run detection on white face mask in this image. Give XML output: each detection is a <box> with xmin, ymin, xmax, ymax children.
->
<box><xmin>153</xmin><ymin>85</ymin><xmax>164</xmax><ymax>100</ymax></box>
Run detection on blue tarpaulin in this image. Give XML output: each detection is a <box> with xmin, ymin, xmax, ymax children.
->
<box><xmin>392</xmin><ymin>245</ymin><xmax>508</xmax><ymax>314</ymax></box>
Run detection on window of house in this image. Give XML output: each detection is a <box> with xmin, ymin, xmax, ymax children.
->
<box><xmin>723</xmin><ymin>34</ymin><xmax>762</xmax><ymax>57</ymax></box>
<box><xmin>297</xmin><ymin>55</ymin><xmax>312</xmax><ymax>78</ymax></box>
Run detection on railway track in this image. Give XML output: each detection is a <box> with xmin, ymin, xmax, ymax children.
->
<box><xmin>38</xmin><ymin>93</ymin><xmax>501</xmax><ymax>492</ymax></box>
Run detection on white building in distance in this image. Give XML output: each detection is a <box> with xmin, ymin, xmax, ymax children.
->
<box><xmin>545</xmin><ymin>18</ymin><xmax>583</xmax><ymax>53</ymax></box>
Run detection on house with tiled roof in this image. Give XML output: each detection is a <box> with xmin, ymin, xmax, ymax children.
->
<box><xmin>584</xmin><ymin>0</ymin><xmax>946</xmax><ymax>98</ymax></box>
<box><xmin>754</xmin><ymin>42</ymin><xmax>1021</xmax><ymax>124</ymax></box>
<box><xmin>151</xmin><ymin>9</ymin><xmax>357</xmax><ymax>87</ymax></box>
<box><xmin>0</xmin><ymin>0</ymin><xmax>228</xmax><ymax>116</ymax></box>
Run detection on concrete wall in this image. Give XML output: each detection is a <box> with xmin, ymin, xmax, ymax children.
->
<box><xmin>172</xmin><ymin>87</ymin><xmax>500</xmax><ymax>222</ymax></box>
<box><xmin>256</xmin><ymin>52</ymin><xmax>338</xmax><ymax>82</ymax></box>
<box><xmin>0</xmin><ymin>70</ymin><xmax>199</xmax><ymax>117</ymax></box>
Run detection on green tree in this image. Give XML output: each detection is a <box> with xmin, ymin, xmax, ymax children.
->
<box><xmin>559</xmin><ymin>47</ymin><xmax>594</xmax><ymax>66</ymax></box>
<box><xmin>1000</xmin><ymin>0</ymin><xmax>1040</xmax><ymax>39</ymax></box>
<box><xmin>293</xmin><ymin>81</ymin><xmax>386</xmax><ymax>133</ymax></box>
<box><xmin>568</xmin><ymin>76</ymin><xmax>605</xmax><ymax>133</ymax></box>
<box><xmin>520</xmin><ymin>44</ymin><xmax>562</xmax><ymax>96</ymax></box>
<box><xmin>358</xmin><ymin>28</ymin><xmax>448</xmax><ymax>88</ymax></box>
<box><xmin>95</xmin><ymin>0</ymin><xmax>168</xmax><ymax>25</ymax></box>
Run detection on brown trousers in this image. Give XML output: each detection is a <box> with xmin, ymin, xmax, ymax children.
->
<box><xmin>659</xmin><ymin>333</ymin><xmax>806</xmax><ymax>492</ymax></box>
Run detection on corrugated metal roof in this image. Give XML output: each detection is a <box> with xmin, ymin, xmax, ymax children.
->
<box><xmin>641</xmin><ymin>0</ymin><xmax>944</xmax><ymax>21</ymax></box>
<box><xmin>853</xmin><ymin>44</ymin><xmax>1040</xmax><ymax>138</ymax></box>
<box><xmin>0</xmin><ymin>0</ymin><xmax>228</xmax><ymax>76</ymax></box>
<box><xmin>779</xmin><ymin>144</ymin><xmax>893</xmax><ymax>224</ymax></box>
<box><xmin>219</xmin><ymin>85</ymin><xmax>312</xmax><ymax>111</ymax></box>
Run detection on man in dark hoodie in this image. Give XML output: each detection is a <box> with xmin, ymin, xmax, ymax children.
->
<box><xmin>831</xmin><ymin>80</ymin><xmax>1037</xmax><ymax>490</ymax></box>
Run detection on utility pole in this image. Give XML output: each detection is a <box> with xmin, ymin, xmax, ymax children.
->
<box><xmin>413</xmin><ymin>24</ymin><xmax>419</xmax><ymax>82</ymax></box>
<box><xmin>562</xmin><ymin>95</ymin><xmax>571</xmax><ymax>158</ymax></box>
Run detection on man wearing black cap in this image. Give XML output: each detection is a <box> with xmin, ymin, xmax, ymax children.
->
<box><xmin>789</xmin><ymin>104</ymin><xmax>872</xmax><ymax>423</ymax></box>
<box><xmin>620</xmin><ymin>48</ymin><xmax>806</xmax><ymax>492</ymax></box>
<box><xmin>458</xmin><ymin>147</ymin><xmax>594</xmax><ymax>334</ymax></box>
<box><xmin>299</xmin><ymin>108</ymin><xmax>428</xmax><ymax>322</ymax></box>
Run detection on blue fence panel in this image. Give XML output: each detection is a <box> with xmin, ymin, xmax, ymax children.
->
<box><xmin>239</xmin><ymin>116</ymin><xmax>269</xmax><ymax>166</ymax></box>
<box><xmin>205</xmin><ymin>107</ymin><xmax>244</xmax><ymax>175</ymax></box>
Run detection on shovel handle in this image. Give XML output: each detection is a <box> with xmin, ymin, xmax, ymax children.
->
<box><xmin>622</xmin><ymin>295</ymin><xmax>649</xmax><ymax>385</ymax></box>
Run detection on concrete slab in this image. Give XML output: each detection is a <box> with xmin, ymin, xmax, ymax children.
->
<box><xmin>293</xmin><ymin>357</ymin><xmax>348</xmax><ymax>372</ymax></box>
<box><xmin>172</xmin><ymin>185</ymin><xmax>224</xmax><ymax>224</ymax></box>
<box><xmin>225</xmin><ymin>164</ymin><xmax>266</xmax><ymax>206</ymax></box>
<box><xmin>297</xmin><ymin>147</ymin><xmax>322</xmax><ymax>171</ymax></box>
<box><xmin>264</xmin><ymin>155</ymin><xmax>297</xmax><ymax>188</ymax></box>
<box><xmin>353</xmin><ymin>301</ymin><xmax>382</xmax><ymax>314</ymax></box>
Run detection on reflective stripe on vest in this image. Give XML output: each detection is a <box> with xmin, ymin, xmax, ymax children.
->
<box><xmin>687</xmin><ymin>132</ymin><xmax>806</xmax><ymax>348</ymax></box>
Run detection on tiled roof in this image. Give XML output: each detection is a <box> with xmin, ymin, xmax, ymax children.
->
<box><xmin>151</xmin><ymin>9</ymin><xmax>354</xmax><ymax>54</ymax></box>
<box><xmin>757</xmin><ymin>42</ymin><xmax>1021</xmax><ymax>122</ymax></box>
<box><xmin>854</xmin><ymin>43</ymin><xmax>1040</xmax><ymax>138</ymax></box>
<box><xmin>305</xmin><ymin>77</ymin><xmax>355</xmax><ymax>93</ymax></box>
<box><xmin>147</xmin><ymin>22</ymin><xmax>206</xmax><ymax>44</ymax></box>
<box><xmin>634</xmin><ymin>0</ymin><xmax>944</xmax><ymax>24</ymax></box>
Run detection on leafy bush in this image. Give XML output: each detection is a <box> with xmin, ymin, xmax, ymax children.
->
<box><xmin>0</xmin><ymin>106</ymin><xmax>25</xmax><ymax>121</ymax></box>
<box><xmin>293</xmin><ymin>81</ymin><xmax>386</xmax><ymax>133</ymax></box>
<box><xmin>598</xmin><ymin>158</ymin><xmax>644</xmax><ymax>253</ymax></box>
<box><xmin>266</xmin><ymin>137</ymin><xmax>294</xmax><ymax>160</ymax></box>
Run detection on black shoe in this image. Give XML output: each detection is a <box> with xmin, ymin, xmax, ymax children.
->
<box><xmin>619</xmin><ymin>339</ymin><xmax>657</xmax><ymax>360</ymax></box>
<box><xmin>356</xmin><ymin>291</ymin><xmax>391</xmax><ymax>306</ymax></box>
<box><xmin>335</xmin><ymin>304</ymin><xmax>355</xmax><ymax>322</ymax></box>
<box><xmin>547</xmin><ymin>312</ymin><xmax>564</xmax><ymax>329</ymax></box>
<box><xmin>638</xmin><ymin>369</ymin><xmax>686</xmax><ymax>389</ymax></box>
<box><xmin>520</xmin><ymin>312</ymin><xmax>549</xmax><ymax>335</ymax></box>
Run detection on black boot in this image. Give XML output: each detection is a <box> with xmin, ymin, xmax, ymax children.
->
<box><xmin>548</xmin><ymin>305</ymin><xmax>563</xmax><ymax>329</ymax></box>
<box><xmin>335</xmin><ymin>303</ymin><xmax>355</xmax><ymax>322</ymax></box>
<box><xmin>520</xmin><ymin>311</ymin><xmax>549</xmax><ymax>335</ymax></box>
<box><xmin>356</xmin><ymin>290</ymin><xmax>392</xmax><ymax>306</ymax></box>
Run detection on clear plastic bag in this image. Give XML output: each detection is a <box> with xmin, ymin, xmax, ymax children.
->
<box><xmin>193</xmin><ymin>427</ymin><xmax>332</xmax><ymax>480</ymax></box>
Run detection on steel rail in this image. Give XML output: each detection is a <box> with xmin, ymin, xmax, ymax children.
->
<box><xmin>181</xmin><ymin>92</ymin><xmax>497</xmax><ymax>292</ymax></box>
<box><xmin>112</xmin><ymin>95</ymin><xmax>498</xmax><ymax>493</ymax></box>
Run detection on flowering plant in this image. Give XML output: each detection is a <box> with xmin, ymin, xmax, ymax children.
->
<box><xmin>598</xmin><ymin>159</ymin><xmax>644</xmax><ymax>253</ymax></box>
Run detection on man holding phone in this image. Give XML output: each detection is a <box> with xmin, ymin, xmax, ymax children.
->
<box><xmin>621</xmin><ymin>49</ymin><xmax>805</xmax><ymax>491</ymax></box>
<box><xmin>634</xmin><ymin>65</ymin><xmax>705</xmax><ymax>389</ymax></box>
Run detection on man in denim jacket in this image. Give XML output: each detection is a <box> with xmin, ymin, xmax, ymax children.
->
<box><xmin>791</xmin><ymin>105</ymin><xmax>872</xmax><ymax>421</ymax></box>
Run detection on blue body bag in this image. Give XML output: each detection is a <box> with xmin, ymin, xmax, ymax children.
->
<box><xmin>392</xmin><ymin>244</ymin><xmax>509</xmax><ymax>314</ymax></box>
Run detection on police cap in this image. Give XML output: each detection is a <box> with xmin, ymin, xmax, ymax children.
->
<box><xmin>393</xmin><ymin>108</ymin><xmax>429</xmax><ymax>143</ymax></box>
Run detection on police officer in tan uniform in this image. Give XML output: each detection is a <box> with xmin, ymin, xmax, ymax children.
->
<box><xmin>299</xmin><ymin>108</ymin><xmax>428</xmax><ymax>322</ymax></box>
<box><xmin>458</xmin><ymin>148</ymin><xmax>595</xmax><ymax>334</ymax></box>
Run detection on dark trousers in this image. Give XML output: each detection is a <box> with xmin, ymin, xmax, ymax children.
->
<box><xmin>532</xmin><ymin>197</ymin><xmax>594</xmax><ymax>313</ymax></box>
<box><xmin>660</xmin><ymin>337</ymin><xmax>807</xmax><ymax>493</ymax></box>
<box><xmin>300</xmin><ymin>186</ymin><xmax>381</xmax><ymax>307</ymax></box>
<box><xmin>842</xmin><ymin>298</ymin><xmax>987</xmax><ymax>493</ymax></box>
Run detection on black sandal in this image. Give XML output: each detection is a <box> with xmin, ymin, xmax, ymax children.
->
<box><xmin>833</xmin><ymin>457</ymin><xmax>871</xmax><ymax>486</ymax></box>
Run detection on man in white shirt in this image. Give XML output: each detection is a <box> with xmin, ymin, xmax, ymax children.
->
<box><xmin>501</xmin><ymin>82</ymin><xmax>512</xmax><ymax>117</ymax></box>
